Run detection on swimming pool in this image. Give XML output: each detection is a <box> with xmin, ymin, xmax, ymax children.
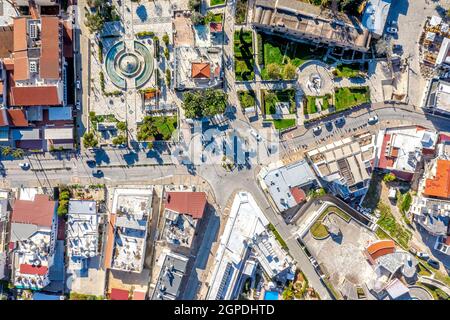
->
<box><xmin>264</xmin><ymin>291</ymin><xmax>279</xmax><ymax>300</ymax></box>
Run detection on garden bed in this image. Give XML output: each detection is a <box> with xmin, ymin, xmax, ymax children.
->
<box><xmin>237</xmin><ymin>90</ymin><xmax>256</xmax><ymax>109</ymax></box>
<box><xmin>234</xmin><ymin>30</ymin><xmax>255</xmax><ymax>81</ymax></box>
<box><xmin>304</xmin><ymin>95</ymin><xmax>331</xmax><ymax>115</ymax></box>
<box><xmin>268</xmin><ymin>119</ymin><xmax>296</xmax><ymax>130</ymax></box>
<box><xmin>262</xmin><ymin>89</ymin><xmax>296</xmax><ymax>115</ymax></box>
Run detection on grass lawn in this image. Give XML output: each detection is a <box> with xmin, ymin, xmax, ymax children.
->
<box><xmin>153</xmin><ymin>116</ymin><xmax>177</xmax><ymax>140</ymax></box>
<box><xmin>334</xmin><ymin>86</ymin><xmax>370</xmax><ymax>111</ymax></box>
<box><xmin>334</xmin><ymin>63</ymin><xmax>366</xmax><ymax>78</ymax></box>
<box><xmin>304</xmin><ymin>95</ymin><xmax>331</xmax><ymax>115</ymax></box>
<box><xmin>260</xmin><ymin>33</ymin><xmax>327</xmax><ymax>80</ymax></box>
<box><xmin>211</xmin><ymin>13</ymin><xmax>223</xmax><ymax>23</ymax></box>
<box><xmin>234</xmin><ymin>30</ymin><xmax>254</xmax><ymax>81</ymax></box>
<box><xmin>376</xmin><ymin>202</ymin><xmax>412</xmax><ymax>249</ymax></box>
<box><xmin>263</xmin><ymin>89</ymin><xmax>296</xmax><ymax>115</ymax></box>
<box><xmin>237</xmin><ymin>90</ymin><xmax>256</xmax><ymax>109</ymax></box>
<box><xmin>310</xmin><ymin>220</ymin><xmax>328</xmax><ymax>238</ymax></box>
<box><xmin>269</xmin><ymin>119</ymin><xmax>296</xmax><ymax>130</ymax></box>
<box><xmin>210</xmin><ymin>0</ymin><xmax>225</xmax><ymax>6</ymax></box>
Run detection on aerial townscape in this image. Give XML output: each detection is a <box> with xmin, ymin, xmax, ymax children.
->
<box><xmin>0</xmin><ymin>0</ymin><xmax>450</xmax><ymax>303</ymax></box>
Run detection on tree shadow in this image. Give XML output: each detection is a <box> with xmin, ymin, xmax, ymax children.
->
<box><xmin>93</xmin><ymin>149</ymin><xmax>110</xmax><ymax>164</ymax></box>
<box><xmin>123</xmin><ymin>151</ymin><xmax>139</xmax><ymax>165</ymax></box>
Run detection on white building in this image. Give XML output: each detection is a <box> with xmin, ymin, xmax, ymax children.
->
<box><xmin>106</xmin><ymin>188</ymin><xmax>153</xmax><ymax>273</ymax></box>
<box><xmin>206</xmin><ymin>192</ymin><xmax>294</xmax><ymax>300</ymax></box>
<box><xmin>259</xmin><ymin>159</ymin><xmax>319</xmax><ymax>212</ymax></box>
<box><xmin>9</xmin><ymin>192</ymin><xmax>58</xmax><ymax>290</ymax></box>
<box><xmin>66</xmin><ymin>200</ymin><xmax>99</xmax><ymax>271</ymax></box>
<box><xmin>361</xmin><ymin>0</ymin><xmax>393</xmax><ymax>39</ymax></box>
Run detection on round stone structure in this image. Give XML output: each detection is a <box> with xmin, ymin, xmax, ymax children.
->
<box><xmin>105</xmin><ymin>40</ymin><xmax>154</xmax><ymax>89</ymax></box>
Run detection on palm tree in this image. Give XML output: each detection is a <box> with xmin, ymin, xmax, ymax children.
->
<box><xmin>11</xmin><ymin>148</ymin><xmax>24</xmax><ymax>159</ymax></box>
<box><xmin>1</xmin><ymin>146</ymin><xmax>11</xmax><ymax>156</ymax></box>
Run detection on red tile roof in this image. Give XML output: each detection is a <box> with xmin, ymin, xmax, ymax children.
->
<box><xmin>8</xmin><ymin>109</ymin><xmax>28</xmax><ymax>127</ymax></box>
<box><xmin>63</xmin><ymin>21</ymin><xmax>73</xmax><ymax>58</ymax></box>
<box><xmin>10</xmin><ymin>86</ymin><xmax>61</xmax><ymax>106</ymax></box>
<box><xmin>132</xmin><ymin>291</ymin><xmax>146</xmax><ymax>300</ymax></box>
<box><xmin>290</xmin><ymin>187</ymin><xmax>306</xmax><ymax>204</ymax></box>
<box><xmin>40</xmin><ymin>17</ymin><xmax>61</xmax><ymax>80</ymax></box>
<box><xmin>11</xmin><ymin>194</ymin><xmax>56</xmax><ymax>228</ymax></box>
<box><xmin>377</xmin><ymin>134</ymin><xmax>394</xmax><ymax>169</ymax></box>
<box><xmin>110</xmin><ymin>288</ymin><xmax>129</xmax><ymax>300</ymax></box>
<box><xmin>424</xmin><ymin>159</ymin><xmax>450</xmax><ymax>199</ymax></box>
<box><xmin>103</xmin><ymin>213</ymin><xmax>116</xmax><ymax>269</ymax></box>
<box><xmin>13</xmin><ymin>18</ymin><xmax>27</xmax><ymax>52</ymax></box>
<box><xmin>191</xmin><ymin>62</ymin><xmax>211</xmax><ymax>79</ymax></box>
<box><xmin>165</xmin><ymin>192</ymin><xmax>207</xmax><ymax>219</ymax></box>
<box><xmin>19</xmin><ymin>264</ymin><xmax>48</xmax><ymax>276</ymax></box>
<box><xmin>0</xmin><ymin>109</ymin><xmax>8</xmax><ymax>126</ymax></box>
<box><xmin>366</xmin><ymin>240</ymin><xmax>395</xmax><ymax>261</ymax></box>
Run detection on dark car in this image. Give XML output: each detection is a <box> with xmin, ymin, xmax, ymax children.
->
<box><xmin>86</xmin><ymin>160</ymin><xmax>96</xmax><ymax>168</ymax></box>
<box><xmin>427</xmin><ymin>258</ymin><xmax>440</xmax><ymax>269</ymax></box>
<box><xmin>92</xmin><ymin>169</ymin><xmax>104</xmax><ymax>178</ymax></box>
<box><xmin>393</xmin><ymin>44</ymin><xmax>403</xmax><ymax>55</ymax></box>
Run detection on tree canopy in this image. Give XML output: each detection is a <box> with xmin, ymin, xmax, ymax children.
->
<box><xmin>182</xmin><ymin>89</ymin><xmax>228</xmax><ymax>119</ymax></box>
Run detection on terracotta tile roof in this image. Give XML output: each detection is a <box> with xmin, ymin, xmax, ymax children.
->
<box><xmin>10</xmin><ymin>86</ymin><xmax>61</xmax><ymax>106</ymax></box>
<box><xmin>290</xmin><ymin>187</ymin><xmax>306</xmax><ymax>204</ymax></box>
<box><xmin>0</xmin><ymin>25</ymin><xmax>14</xmax><ymax>59</ymax></box>
<box><xmin>103</xmin><ymin>213</ymin><xmax>116</xmax><ymax>269</ymax></box>
<box><xmin>40</xmin><ymin>16</ymin><xmax>61</xmax><ymax>80</ymax></box>
<box><xmin>13</xmin><ymin>51</ymin><xmax>29</xmax><ymax>81</ymax></box>
<box><xmin>13</xmin><ymin>18</ymin><xmax>27</xmax><ymax>53</ymax></box>
<box><xmin>8</xmin><ymin>109</ymin><xmax>28</xmax><ymax>127</ymax></box>
<box><xmin>63</xmin><ymin>21</ymin><xmax>73</xmax><ymax>58</ymax></box>
<box><xmin>11</xmin><ymin>194</ymin><xmax>56</xmax><ymax>228</ymax></box>
<box><xmin>132</xmin><ymin>291</ymin><xmax>146</xmax><ymax>300</ymax></box>
<box><xmin>0</xmin><ymin>109</ymin><xmax>8</xmax><ymax>126</ymax></box>
<box><xmin>19</xmin><ymin>264</ymin><xmax>48</xmax><ymax>276</ymax></box>
<box><xmin>110</xmin><ymin>288</ymin><xmax>129</xmax><ymax>300</ymax></box>
<box><xmin>191</xmin><ymin>62</ymin><xmax>211</xmax><ymax>79</ymax></box>
<box><xmin>424</xmin><ymin>159</ymin><xmax>450</xmax><ymax>199</ymax></box>
<box><xmin>366</xmin><ymin>240</ymin><xmax>395</xmax><ymax>261</ymax></box>
<box><xmin>210</xmin><ymin>22</ymin><xmax>223</xmax><ymax>32</ymax></box>
<box><xmin>165</xmin><ymin>192</ymin><xmax>207</xmax><ymax>219</ymax></box>
<box><xmin>377</xmin><ymin>134</ymin><xmax>394</xmax><ymax>169</ymax></box>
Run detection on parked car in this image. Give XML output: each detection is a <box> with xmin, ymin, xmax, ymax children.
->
<box><xmin>250</xmin><ymin>129</ymin><xmax>262</xmax><ymax>142</ymax></box>
<box><xmin>368</xmin><ymin>115</ymin><xmax>379</xmax><ymax>124</ymax></box>
<box><xmin>387</xmin><ymin>27</ymin><xmax>398</xmax><ymax>34</ymax></box>
<box><xmin>313</xmin><ymin>126</ymin><xmax>322</xmax><ymax>135</ymax></box>
<box><xmin>76</xmin><ymin>80</ymin><xmax>81</xmax><ymax>89</ymax></box>
<box><xmin>417</xmin><ymin>252</ymin><xmax>430</xmax><ymax>260</ymax></box>
<box><xmin>92</xmin><ymin>169</ymin><xmax>104</xmax><ymax>178</ymax></box>
<box><xmin>86</xmin><ymin>160</ymin><xmax>96</xmax><ymax>168</ymax></box>
<box><xmin>76</xmin><ymin>101</ymin><xmax>81</xmax><ymax>110</ymax></box>
<box><xmin>335</xmin><ymin>117</ymin><xmax>345</xmax><ymax>126</ymax></box>
<box><xmin>427</xmin><ymin>258</ymin><xmax>440</xmax><ymax>269</ymax></box>
<box><xmin>19</xmin><ymin>163</ymin><xmax>30</xmax><ymax>170</ymax></box>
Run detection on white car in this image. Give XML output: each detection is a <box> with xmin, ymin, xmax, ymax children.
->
<box><xmin>250</xmin><ymin>129</ymin><xmax>261</xmax><ymax>141</ymax></box>
<box><xmin>368</xmin><ymin>115</ymin><xmax>379</xmax><ymax>124</ymax></box>
<box><xmin>387</xmin><ymin>27</ymin><xmax>398</xmax><ymax>34</ymax></box>
<box><xmin>313</xmin><ymin>126</ymin><xmax>322</xmax><ymax>134</ymax></box>
<box><xmin>19</xmin><ymin>163</ymin><xmax>30</xmax><ymax>170</ymax></box>
<box><xmin>76</xmin><ymin>80</ymin><xmax>81</xmax><ymax>89</ymax></box>
<box><xmin>417</xmin><ymin>252</ymin><xmax>430</xmax><ymax>260</ymax></box>
<box><xmin>76</xmin><ymin>101</ymin><xmax>81</xmax><ymax>110</ymax></box>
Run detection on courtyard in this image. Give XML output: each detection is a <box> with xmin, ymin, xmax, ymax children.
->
<box><xmin>301</xmin><ymin>205</ymin><xmax>379</xmax><ymax>298</ymax></box>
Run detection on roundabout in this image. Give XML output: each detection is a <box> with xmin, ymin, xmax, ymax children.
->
<box><xmin>105</xmin><ymin>40</ymin><xmax>154</xmax><ymax>89</ymax></box>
